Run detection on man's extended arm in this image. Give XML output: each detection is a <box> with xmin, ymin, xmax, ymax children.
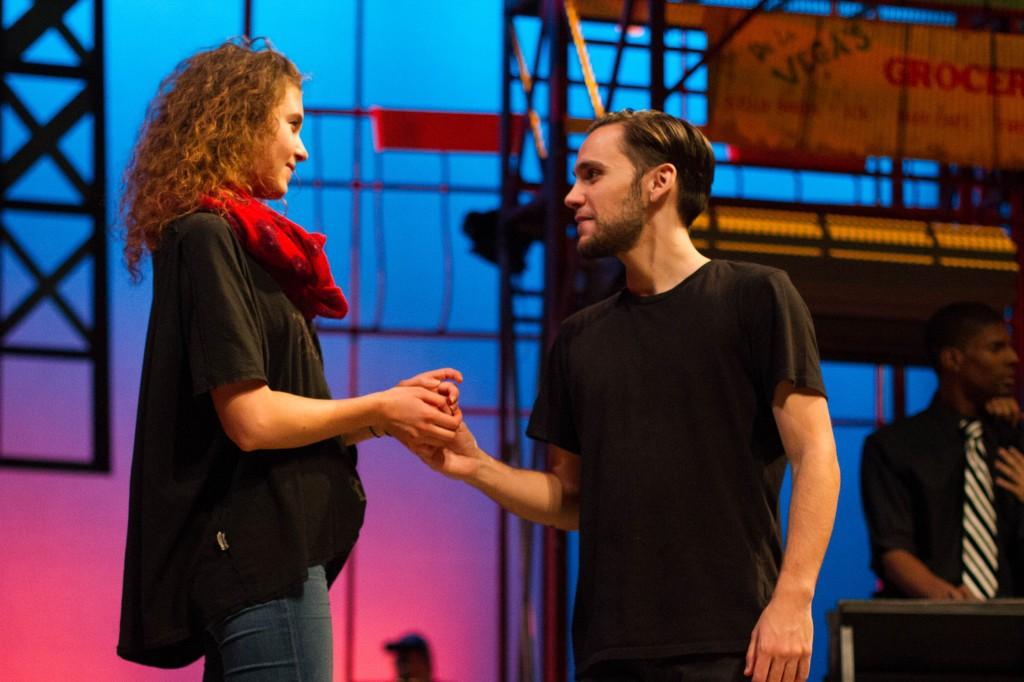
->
<box><xmin>745</xmin><ymin>382</ymin><xmax>840</xmax><ymax>682</ymax></box>
<box><xmin>408</xmin><ymin>424</ymin><xmax>581</xmax><ymax>531</ymax></box>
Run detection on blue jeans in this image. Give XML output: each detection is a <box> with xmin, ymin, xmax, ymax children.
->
<box><xmin>203</xmin><ymin>565</ymin><xmax>332</xmax><ymax>681</ymax></box>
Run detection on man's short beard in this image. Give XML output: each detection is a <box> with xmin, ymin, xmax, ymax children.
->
<box><xmin>577</xmin><ymin>176</ymin><xmax>645</xmax><ymax>260</ymax></box>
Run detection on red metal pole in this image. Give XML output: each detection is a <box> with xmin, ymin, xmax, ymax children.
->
<box><xmin>874</xmin><ymin>365</ymin><xmax>885</xmax><ymax>428</ymax></box>
<box><xmin>542</xmin><ymin>0</ymin><xmax>569</xmax><ymax>679</ymax></box>
<box><xmin>1009</xmin><ymin>9</ymin><xmax>1024</xmax><ymax>397</ymax></box>
<box><xmin>1010</xmin><ymin>186</ymin><xmax>1024</xmax><ymax>394</ymax></box>
<box><xmin>892</xmin><ymin>365</ymin><xmax>906</xmax><ymax>423</ymax></box>
<box><xmin>343</xmin><ymin>3</ymin><xmax>366</xmax><ymax>680</ymax></box>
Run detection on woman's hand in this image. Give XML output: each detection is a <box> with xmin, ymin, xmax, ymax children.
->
<box><xmin>398</xmin><ymin>367</ymin><xmax>462</xmax><ymax>416</ymax></box>
<box><xmin>373</xmin><ymin>368</ymin><xmax>464</xmax><ymax>447</ymax></box>
<box><xmin>375</xmin><ymin>385</ymin><xmax>462</xmax><ymax>447</ymax></box>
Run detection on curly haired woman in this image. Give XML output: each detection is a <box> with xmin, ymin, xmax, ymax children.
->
<box><xmin>116</xmin><ymin>39</ymin><xmax>461</xmax><ymax>680</ymax></box>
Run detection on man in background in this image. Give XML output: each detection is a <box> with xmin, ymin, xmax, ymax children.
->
<box><xmin>862</xmin><ymin>301</ymin><xmax>1024</xmax><ymax>599</ymax></box>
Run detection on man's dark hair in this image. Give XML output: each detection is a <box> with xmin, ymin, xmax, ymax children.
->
<box><xmin>924</xmin><ymin>301</ymin><xmax>1005</xmax><ymax>369</ymax></box>
<box><xmin>587</xmin><ymin>109</ymin><xmax>715</xmax><ymax>228</ymax></box>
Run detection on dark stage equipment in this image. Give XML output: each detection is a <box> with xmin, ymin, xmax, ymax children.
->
<box><xmin>463</xmin><ymin>202</ymin><xmax>545</xmax><ymax>275</ymax></box>
<box><xmin>689</xmin><ymin>204</ymin><xmax>1018</xmax><ymax>366</ymax></box>
<box><xmin>828</xmin><ymin>599</ymin><xmax>1024</xmax><ymax>681</ymax></box>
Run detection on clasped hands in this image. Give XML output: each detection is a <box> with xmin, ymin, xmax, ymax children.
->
<box><xmin>372</xmin><ymin>367</ymin><xmax>481</xmax><ymax>478</ymax></box>
<box><xmin>373</xmin><ymin>367</ymin><xmax>465</xmax><ymax>451</ymax></box>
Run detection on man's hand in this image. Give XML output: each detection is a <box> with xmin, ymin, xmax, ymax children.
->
<box><xmin>923</xmin><ymin>580</ymin><xmax>976</xmax><ymax>600</ymax></box>
<box><xmin>417</xmin><ymin>423</ymin><xmax>487</xmax><ymax>482</ymax></box>
<box><xmin>392</xmin><ymin>420</ymin><xmax>487</xmax><ymax>483</ymax></box>
<box><xmin>996</xmin><ymin>446</ymin><xmax>1024</xmax><ymax>503</ymax></box>
<box><xmin>948</xmin><ymin>584</ymin><xmax>979</xmax><ymax>600</ymax></box>
<box><xmin>986</xmin><ymin>397</ymin><xmax>1022</xmax><ymax>427</ymax></box>
<box><xmin>744</xmin><ymin>590</ymin><xmax>812</xmax><ymax>682</ymax></box>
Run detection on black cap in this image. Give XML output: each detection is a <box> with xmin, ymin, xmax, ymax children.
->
<box><xmin>384</xmin><ymin>633</ymin><xmax>429</xmax><ymax>652</ymax></box>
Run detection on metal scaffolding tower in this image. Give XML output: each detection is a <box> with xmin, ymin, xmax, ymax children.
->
<box><xmin>1</xmin><ymin>0</ymin><xmax>108</xmax><ymax>472</ymax></box>
<box><xmin>499</xmin><ymin>0</ymin><xmax>1024</xmax><ymax>678</ymax></box>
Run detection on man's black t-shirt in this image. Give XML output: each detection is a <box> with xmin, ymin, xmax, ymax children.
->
<box><xmin>527</xmin><ymin>259</ymin><xmax>825</xmax><ymax>676</ymax></box>
<box><xmin>118</xmin><ymin>212</ymin><xmax>367</xmax><ymax>668</ymax></box>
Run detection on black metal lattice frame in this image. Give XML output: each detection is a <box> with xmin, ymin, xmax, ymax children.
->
<box><xmin>0</xmin><ymin>0</ymin><xmax>109</xmax><ymax>472</ymax></box>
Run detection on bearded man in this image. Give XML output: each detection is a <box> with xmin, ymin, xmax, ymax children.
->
<box><xmin>410</xmin><ymin>110</ymin><xmax>840</xmax><ymax>682</ymax></box>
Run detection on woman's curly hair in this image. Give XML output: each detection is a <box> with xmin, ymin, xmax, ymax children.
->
<box><xmin>121</xmin><ymin>38</ymin><xmax>303</xmax><ymax>279</ymax></box>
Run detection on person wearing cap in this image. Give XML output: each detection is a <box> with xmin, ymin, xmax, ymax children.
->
<box><xmin>385</xmin><ymin>632</ymin><xmax>433</xmax><ymax>682</ymax></box>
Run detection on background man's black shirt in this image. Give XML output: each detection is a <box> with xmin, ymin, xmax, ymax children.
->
<box><xmin>862</xmin><ymin>397</ymin><xmax>1024</xmax><ymax>597</ymax></box>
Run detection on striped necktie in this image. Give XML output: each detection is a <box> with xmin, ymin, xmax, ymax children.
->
<box><xmin>960</xmin><ymin>418</ymin><xmax>998</xmax><ymax>600</ymax></box>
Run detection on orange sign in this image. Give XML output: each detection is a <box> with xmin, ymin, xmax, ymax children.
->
<box><xmin>705</xmin><ymin>12</ymin><xmax>1024</xmax><ymax>168</ymax></box>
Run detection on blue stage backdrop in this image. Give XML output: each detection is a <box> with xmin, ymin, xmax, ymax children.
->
<box><xmin>0</xmin><ymin>1</ymin><xmax>948</xmax><ymax>679</ymax></box>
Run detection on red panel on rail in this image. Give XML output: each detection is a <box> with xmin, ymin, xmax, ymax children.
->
<box><xmin>369</xmin><ymin>107</ymin><xmax>527</xmax><ymax>153</ymax></box>
<box><xmin>727</xmin><ymin>146</ymin><xmax>866</xmax><ymax>174</ymax></box>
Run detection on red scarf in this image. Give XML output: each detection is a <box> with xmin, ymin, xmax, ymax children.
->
<box><xmin>200</xmin><ymin>191</ymin><xmax>348</xmax><ymax>320</ymax></box>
